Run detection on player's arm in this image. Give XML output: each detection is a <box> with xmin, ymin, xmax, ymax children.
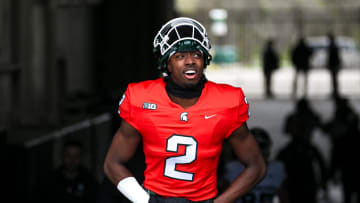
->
<box><xmin>215</xmin><ymin>123</ymin><xmax>267</xmax><ymax>203</ymax></box>
<box><xmin>103</xmin><ymin>119</ymin><xmax>149</xmax><ymax>203</ymax></box>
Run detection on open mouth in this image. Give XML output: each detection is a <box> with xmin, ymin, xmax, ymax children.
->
<box><xmin>184</xmin><ymin>70</ymin><xmax>197</xmax><ymax>79</ymax></box>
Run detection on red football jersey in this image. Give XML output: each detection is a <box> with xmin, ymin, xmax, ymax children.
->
<box><xmin>118</xmin><ymin>78</ymin><xmax>249</xmax><ymax>201</ymax></box>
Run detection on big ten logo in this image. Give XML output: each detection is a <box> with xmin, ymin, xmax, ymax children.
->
<box><xmin>143</xmin><ymin>102</ymin><xmax>157</xmax><ymax>110</ymax></box>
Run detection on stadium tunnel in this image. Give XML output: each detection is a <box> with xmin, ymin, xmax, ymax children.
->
<box><xmin>1</xmin><ymin>0</ymin><xmax>175</xmax><ymax>201</ymax></box>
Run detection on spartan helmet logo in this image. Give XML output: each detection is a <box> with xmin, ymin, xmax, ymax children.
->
<box><xmin>180</xmin><ymin>112</ymin><xmax>189</xmax><ymax>122</ymax></box>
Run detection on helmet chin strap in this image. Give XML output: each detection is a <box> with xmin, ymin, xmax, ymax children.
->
<box><xmin>164</xmin><ymin>75</ymin><xmax>207</xmax><ymax>98</ymax></box>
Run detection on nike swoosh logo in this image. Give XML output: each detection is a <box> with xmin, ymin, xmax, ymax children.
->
<box><xmin>205</xmin><ymin>114</ymin><xmax>216</xmax><ymax>119</ymax></box>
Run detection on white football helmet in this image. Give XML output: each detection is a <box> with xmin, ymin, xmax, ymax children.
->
<box><xmin>153</xmin><ymin>17</ymin><xmax>212</xmax><ymax>71</ymax></box>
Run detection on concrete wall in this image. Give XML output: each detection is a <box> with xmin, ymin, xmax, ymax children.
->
<box><xmin>2</xmin><ymin>0</ymin><xmax>175</xmax><ymax>201</ymax></box>
<box><xmin>0</xmin><ymin>0</ymin><xmax>175</xmax><ymax>128</ymax></box>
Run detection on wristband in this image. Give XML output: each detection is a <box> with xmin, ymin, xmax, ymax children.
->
<box><xmin>117</xmin><ymin>177</ymin><xmax>150</xmax><ymax>203</ymax></box>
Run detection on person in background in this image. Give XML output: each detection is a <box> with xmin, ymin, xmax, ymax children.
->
<box><xmin>284</xmin><ymin>97</ymin><xmax>321</xmax><ymax>141</ymax></box>
<box><xmin>42</xmin><ymin>140</ymin><xmax>98</xmax><ymax>203</ymax></box>
<box><xmin>323</xmin><ymin>96</ymin><xmax>360</xmax><ymax>203</ymax></box>
<box><xmin>326</xmin><ymin>32</ymin><xmax>342</xmax><ymax>99</ymax></box>
<box><xmin>277</xmin><ymin>100</ymin><xmax>328</xmax><ymax>203</ymax></box>
<box><xmin>262</xmin><ymin>39</ymin><xmax>280</xmax><ymax>99</ymax></box>
<box><xmin>290</xmin><ymin>36</ymin><xmax>313</xmax><ymax>98</ymax></box>
<box><xmin>221</xmin><ymin>127</ymin><xmax>287</xmax><ymax>203</ymax></box>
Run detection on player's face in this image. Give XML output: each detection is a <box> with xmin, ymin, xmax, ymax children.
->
<box><xmin>167</xmin><ymin>51</ymin><xmax>205</xmax><ymax>88</ymax></box>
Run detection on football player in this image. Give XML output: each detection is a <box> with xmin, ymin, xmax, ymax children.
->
<box><xmin>103</xmin><ymin>17</ymin><xmax>266</xmax><ymax>203</ymax></box>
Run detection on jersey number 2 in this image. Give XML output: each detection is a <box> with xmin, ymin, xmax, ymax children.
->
<box><xmin>164</xmin><ymin>135</ymin><xmax>198</xmax><ymax>181</ymax></box>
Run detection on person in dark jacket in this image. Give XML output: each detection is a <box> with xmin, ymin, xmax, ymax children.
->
<box><xmin>262</xmin><ymin>39</ymin><xmax>280</xmax><ymax>99</ymax></box>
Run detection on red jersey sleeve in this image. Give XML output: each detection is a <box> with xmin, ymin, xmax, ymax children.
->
<box><xmin>237</xmin><ymin>88</ymin><xmax>250</xmax><ymax>124</ymax></box>
<box><xmin>117</xmin><ymin>84</ymin><xmax>138</xmax><ymax>129</ymax></box>
<box><xmin>225</xmin><ymin>87</ymin><xmax>250</xmax><ymax>138</ymax></box>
